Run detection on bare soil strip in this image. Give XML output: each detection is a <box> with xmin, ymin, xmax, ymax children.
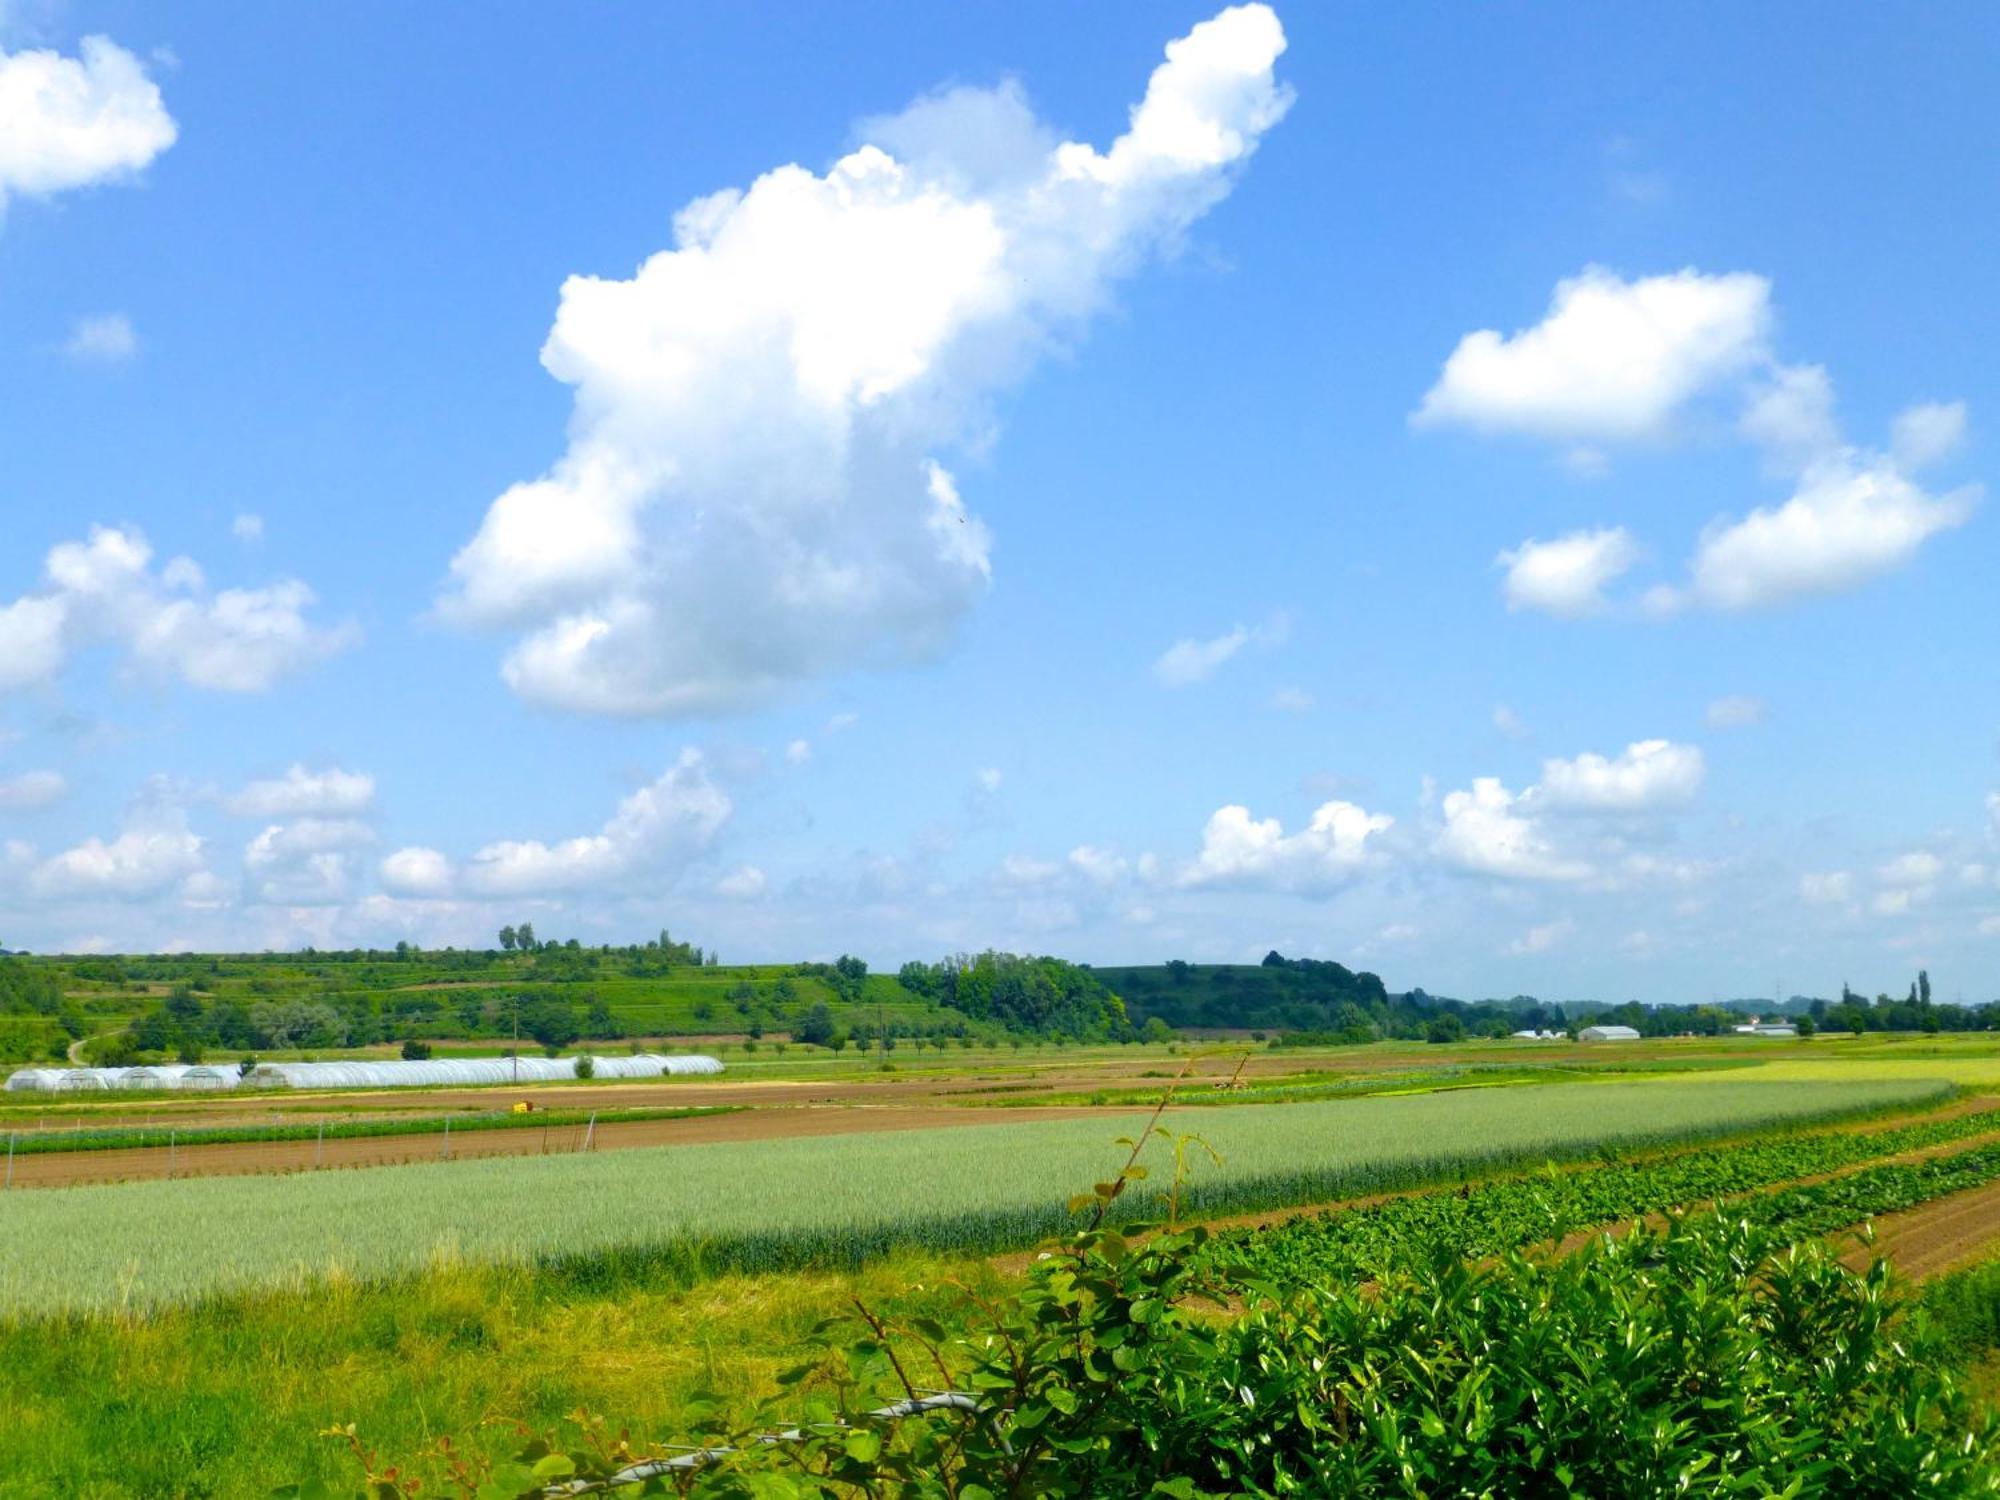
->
<box><xmin>1847</xmin><ymin>1179</ymin><xmax>2000</xmax><ymax>1281</ymax></box>
<box><xmin>0</xmin><ymin>1102</ymin><xmax>1138</xmax><ymax>1189</ymax></box>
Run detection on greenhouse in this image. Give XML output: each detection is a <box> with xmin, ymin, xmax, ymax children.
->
<box><xmin>4</xmin><ymin>1053</ymin><xmax>723</xmax><ymax>1093</ymax></box>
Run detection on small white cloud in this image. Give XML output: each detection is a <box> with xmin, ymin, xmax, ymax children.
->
<box><xmin>1878</xmin><ymin>850</ymin><xmax>1944</xmax><ymax>887</ymax></box>
<box><xmin>1892</xmin><ymin>401</ymin><xmax>1968</xmax><ymax>471</ymax></box>
<box><xmin>1492</xmin><ymin>703</ymin><xmax>1529</xmax><ymax>740</ymax></box>
<box><xmin>462</xmin><ymin>749</ymin><xmax>729</xmax><ymax>896</ymax></box>
<box><xmin>1269</xmin><ymin>685</ymin><xmax>1313</xmax><ymax>713</ymax></box>
<box><xmin>825</xmin><ymin>711</ymin><xmax>860</xmax><ymax>734</ymax></box>
<box><xmin>1152</xmin><ymin>611</ymin><xmax>1288</xmax><ymax>687</ymax></box>
<box><xmin>32</xmin><ymin>807</ymin><xmax>203</xmax><ymax>899</ymax></box>
<box><xmin>1507</xmin><ymin>918</ymin><xmax>1574</xmax><ymax>955</ymax></box>
<box><xmin>975</xmin><ymin>767</ymin><xmax>1003</xmax><ymax>793</ymax></box>
<box><xmin>179</xmin><ymin>870</ymin><xmax>233</xmax><ymax>912</ymax></box>
<box><xmin>785</xmin><ymin>738</ymin><xmax>812</xmax><ymax>765</ymax></box>
<box><xmin>1178</xmin><ymin>798</ymin><xmax>1392</xmax><ymax>894</ymax></box>
<box><xmin>996</xmin><ymin>853</ymin><xmax>1065</xmax><ymax>889</ymax></box>
<box><xmin>379</xmin><ymin>846</ymin><xmax>452</xmax><ymax>898</ymax></box>
<box><xmin>714</xmin><ymin>864</ymin><xmax>767</xmax><ymax>900</ymax></box>
<box><xmin>1669</xmin><ymin>453</ymin><xmax>1975</xmax><ymax>612</ymax></box>
<box><xmin>1497</xmin><ymin>527</ymin><xmax>1639</xmax><ymax>617</ymax></box>
<box><xmin>224</xmin><ymin>764</ymin><xmax>375</xmax><ymax>818</ymax></box>
<box><xmin>62</xmin><ymin>312</ymin><xmax>136</xmax><ymax>364</ymax></box>
<box><xmin>1800</xmin><ymin>871</ymin><xmax>1853</xmax><ymax>906</ymax></box>
<box><xmin>1415</xmin><ymin>266</ymin><xmax>1771</xmax><ymax>443</ymax></box>
<box><xmin>1705</xmin><ymin>694</ymin><xmax>1767</xmax><ymax>729</ymax></box>
<box><xmin>0</xmin><ymin>770</ymin><xmax>66</xmax><ymax>810</ymax></box>
<box><xmin>1739</xmin><ymin>363</ymin><xmax>1837</xmax><ymax>464</ymax></box>
<box><xmin>1536</xmin><ymin>739</ymin><xmax>1704</xmax><ymax>813</ymax></box>
<box><xmin>0</xmin><ymin>36</ymin><xmax>177</xmax><ymax>209</ymax></box>
<box><xmin>1154</xmin><ymin>625</ymin><xmax>1249</xmax><ymax>686</ymax></box>
<box><xmin>0</xmin><ymin>526</ymin><xmax>354</xmax><ymax>695</ymax></box>
<box><xmin>232</xmin><ymin>513</ymin><xmax>265</xmax><ymax>542</ymax></box>
<box><xmin>1067</xmin><ymin>845</ymin><xmax>1129</xmax><ymax>886</ymax></box>
<box><xmin>244</xmin><ymin>818</ymin><xmax>376</xmax><ymax>907</ymax></box>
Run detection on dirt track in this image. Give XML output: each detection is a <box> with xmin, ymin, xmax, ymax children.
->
<box><xmin>0</xmin><ymin>1101</ymin><xmax>1137</xmax><ymax>1189</ymax></box>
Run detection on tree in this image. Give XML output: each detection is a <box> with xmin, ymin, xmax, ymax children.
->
<box><xmin>1920</xmin><ymin>969</ymin><xmax>1934</xmax><ymax>1008</ymax></box>
<box><xmin>516</xmin><ymin>921</ymin><xmax>537</xmax><ymax>952</ymax></box>
<box><xmin>1425</xmin><ymin>1014</ymin><xmax>1465</xmax><ymax>1044</ymax></box>
<box><xmin>499</xmin><ymin>925</ymin><xmax>517</xmax><ymax>952</ymax></box>
<box><xmin>518</xmin><ymin>996</ymin><xmax>577</xmax><ymax>1050</ymax></box>
<box><xmin>400</xmin><ymin>1039</ymin><xmax>432</xmax><ymax>1060</ymax></box>
<box><xmin>794</xmin><ymin>1002</ymin><xmax>836</xmax><ymax>1048</ymax></box>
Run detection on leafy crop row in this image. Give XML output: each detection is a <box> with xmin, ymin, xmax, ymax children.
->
<box><xmin>1217</xmin><ymin>1100</ymin><xmax>2000</xmax><ymax>1286</ymax></box>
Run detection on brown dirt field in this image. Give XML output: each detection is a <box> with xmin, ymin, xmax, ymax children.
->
<box><xmin>1847</xmin><ymin>1179</ymin><xmax>2000</xmax><ymax>1281</ymax></box>
<box><xmin>1</xmin><ymin>1101</ymin><xmax>1143</xmax><ymax>1189</ymax></box>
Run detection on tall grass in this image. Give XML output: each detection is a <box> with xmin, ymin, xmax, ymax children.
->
<box><xmin>0</xmin><ymin>1076</ymin><xmax>1939</xmax><ymax>1316</ymax></box>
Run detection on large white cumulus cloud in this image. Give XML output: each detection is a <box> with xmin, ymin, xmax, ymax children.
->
<box><xmin>441</xmin><ymin>5</ymin><xmax>1291</xmax><ymax>716</ymax></box>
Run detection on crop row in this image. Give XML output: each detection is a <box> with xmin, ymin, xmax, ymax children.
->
<box><xmin>0</xmin><ymin>1077</ymin><xmax>1934</xmax><ymax>1315</ymax></box>
<box><xmin>0</xmin><ymin>1103</ymin><xmax>738</xmax><ymax>1157</ymax></box>
<box><xmin>1219</xmin><ymin>1099</ymin><xmax>2000</xmax><ymax>1286</ymax></box>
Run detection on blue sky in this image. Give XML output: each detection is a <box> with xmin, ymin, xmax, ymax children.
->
<box><xmin>0</xmin><ymin>2</ymin><xmax>1994</xmax><ymax>1003</ymax></box>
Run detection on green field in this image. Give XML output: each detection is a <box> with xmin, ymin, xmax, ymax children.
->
<box><xmin>0</xmin><ymin>1075</ymin><xmax>1937</xmax><ymax>1315</ymax></box>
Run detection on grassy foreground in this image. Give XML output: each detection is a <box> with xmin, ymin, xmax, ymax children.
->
<box><xmin>0</xmin><ymin>1076</ymin><xmax>1938</xmax><ymax>1315</ymax></box>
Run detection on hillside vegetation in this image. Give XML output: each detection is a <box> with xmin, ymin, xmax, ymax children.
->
<box><xmin>0</xmin><ymin>943</ymin><xmax>1131</xmax><ymax>1066</ymax></box>
<box><xmin>1109</xmin><ymin>951</ymin><xmax>1997</xmax><ymax>1041</ymax></box>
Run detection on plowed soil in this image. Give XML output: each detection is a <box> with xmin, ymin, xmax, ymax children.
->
<box><xmin>0</xmin><ymin>1101</ymin><xmax>1135</xmax><ymax>1189</ymax></box>
<box><xmin>1847</xmin><ymin>1179</ymin><xmax>2000</xmax><ymax>1281</ymax></box>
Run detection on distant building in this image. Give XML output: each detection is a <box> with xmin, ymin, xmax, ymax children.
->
<box><xmin>1732</xmin><ymin>1020</ymin><xmax>1798</xmax><ymax>1037</ymax></box>
<box><xmin>1510</xmin><ymin>1028</ymin><xmax>1561</xmax><ymax>1040</ymax></box>
<box><xmin>1578</xmin><ymin>1024</ymin><xmax>1641</xmax><ymax>1042</ymax></box>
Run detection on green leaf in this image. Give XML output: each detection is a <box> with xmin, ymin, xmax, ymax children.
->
<box><xmin>843</xmin><ymin>1429</ymin><xmax>882</xmax><ymax>1463</ymax></box>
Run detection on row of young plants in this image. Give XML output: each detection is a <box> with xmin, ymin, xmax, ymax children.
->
<box><xmin>993</xmin><ymin>1057</ymin><xmax>1760</xmax><ymax>1112</ymax></box>
<box><xmin>1208</xmin><ymin>1100</ymin><xmax>2000</xmax><ymax>1287</ymax></box>
<box><xmin>296</xmin><ymin>1205</ymin><xmax>2000</xmax><ymax>1496</ymax></box>
<box><xmin>0</xmin><ymin>1102</ymin><xmax>738</xmax><ymax>1156</ymax></box>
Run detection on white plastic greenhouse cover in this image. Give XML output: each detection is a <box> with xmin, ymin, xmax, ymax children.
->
<box><xmin>115</xmin><ymin>1065</ymin><xmax>195</xmax><ymax>1090</ymax></box>
<box><xmin>5</xmin><ymin>1052</ymin><xmax>722</xmax><ymax>1093</ymax></box>
<box><xmin>3</xmin><ymin>1068</ymin><xmax>68</xmax><ymax>1092</ymax></box>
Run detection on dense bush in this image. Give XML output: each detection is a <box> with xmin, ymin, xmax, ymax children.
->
<box><xmin>300</xmin><ymin>1211</ymin><xmax>2000</xmax><ymax>1497</ymax></box>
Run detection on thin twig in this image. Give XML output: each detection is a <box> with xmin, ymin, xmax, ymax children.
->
<box><xmin>1088</xmin><ymin>1056</ymin><xmax>1195</xmax><ymax>1230</ymax></box>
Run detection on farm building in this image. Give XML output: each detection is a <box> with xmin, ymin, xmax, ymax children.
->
<box><xmin>1578</xmin><ymin>1024</ymin><xmax>1641</xmax><ymax>1042</ymax></box>
<box><xmin>1732</xmin><ymin>1020</ymin><xmax>1799</xmax><ymax>1038</ymax></box>
<box><xmin>1510</xmin><ymin>1029</ymin><xmax>1561</xmax><ymax>1039</ymax></box>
